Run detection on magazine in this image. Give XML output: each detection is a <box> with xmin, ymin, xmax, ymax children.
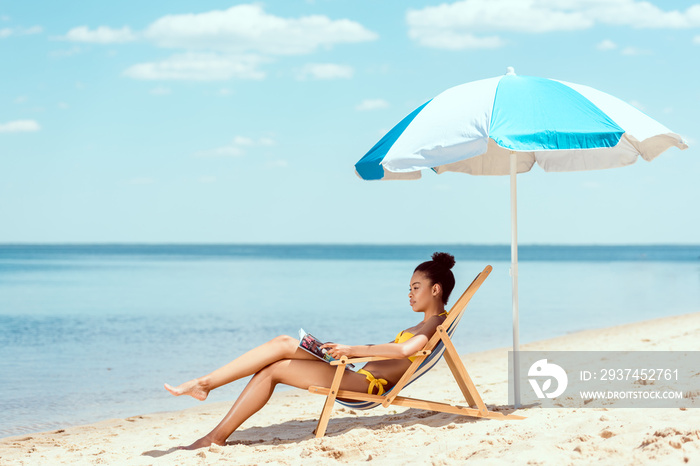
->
<box><xmin>298</xmin><ymin>328</ymin><xmax>355</xmax><ymax>368</ymax></box>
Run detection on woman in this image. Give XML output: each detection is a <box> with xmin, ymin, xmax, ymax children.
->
<box><xmin>165</xmin><ymin>252</ymin><xmax>456</xmax><ymax>449</ymax></box>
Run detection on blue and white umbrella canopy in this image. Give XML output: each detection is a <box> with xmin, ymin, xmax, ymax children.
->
<box><xmin>354</xmin><ymin>68</ymin><xmax>688</xmax><ymax>407</ymax></box>
<box><xmin>356</xmin><ymin>68</ymin><xmax>687</xmax><ymax>180</ymax></box>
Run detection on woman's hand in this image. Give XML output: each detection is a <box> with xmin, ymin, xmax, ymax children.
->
<box><xmin>320</xmin><ymin>342</ymin><xmax>354</xmax><ymax>360</ymax></box>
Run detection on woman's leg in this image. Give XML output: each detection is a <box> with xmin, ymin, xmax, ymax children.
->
<box><xmin>165</xmin><ymin>335</ymin><xmax>317</xmax><ymax>400</ymax></box>
<box><xmin>183</xmin><ymin>359</ymin><xmax>369</xmax><ymax>449</ymax></box>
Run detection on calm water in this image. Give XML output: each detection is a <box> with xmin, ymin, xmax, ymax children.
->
<box><xmin>1</xmin><ymin>244</ymin><xmax>699</xmax><ymax>437</ymax></box>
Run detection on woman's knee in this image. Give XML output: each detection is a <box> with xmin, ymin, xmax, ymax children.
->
<box><xmin>270</xmin><ymin>335</ymin><xmax>298</xmax><ymax>355</ymax></box>
<box><xmin>257</xmin><ymin>359</ymin><xmax>289</xmax><ymax>382</ymax></box>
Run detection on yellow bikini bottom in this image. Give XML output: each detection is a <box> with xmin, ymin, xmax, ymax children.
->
<box><xmin>357</xmin><ymin>369</ymin><xmax>388</xmax><ymax>395</ymax></box>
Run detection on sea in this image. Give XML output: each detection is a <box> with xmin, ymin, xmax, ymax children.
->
<box><xmin>1</xmin><ymin>244</ymin><xmax>699</xmax><ymax>438</ymax></box>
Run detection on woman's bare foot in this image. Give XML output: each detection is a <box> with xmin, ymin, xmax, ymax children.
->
<box><xmin>164</xmin><ymin>378</ymin><xmax>210</xmax><ymax>401</ymax></box>
<box><xmin>179</xmin><ymin>435</ymin><xmax>226</xmax><ymax>450</ymax></box>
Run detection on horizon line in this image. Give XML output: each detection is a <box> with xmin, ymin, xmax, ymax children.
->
<box><xmin>1</xmin><ymin>242</ymin><xmax>699</xmax><ymax>247</ymax></box>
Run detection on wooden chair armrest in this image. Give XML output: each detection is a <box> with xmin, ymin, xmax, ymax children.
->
<box><xmin>329</xmin><ymin>350</ymin><xmax>431</xmax><ymax>366</ymax></box>
<box><xmin>330</xmin><ymin>356</ymin><xmax>389</xmax><ymax>365</ymax></box>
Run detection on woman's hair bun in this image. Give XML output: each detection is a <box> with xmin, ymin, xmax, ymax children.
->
<box><xmin>431</xmin><ymin>252</ymin><xmax>455</xmax><ymax>269</ymax></box>
<box><xmin>415</xmin><ymin>252</ymin><xmax>457</xmax><ymax>305</ymax></box>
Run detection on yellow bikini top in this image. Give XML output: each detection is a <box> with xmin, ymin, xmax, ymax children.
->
<box><xmin>394</xmin><ymin>311</ymin><xmax>448</xmax><ymax>361</ymax></box>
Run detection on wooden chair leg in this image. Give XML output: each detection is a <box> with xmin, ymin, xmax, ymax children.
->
<box><xmin>438</xmin><ymin>326</ymin><xmax>488</xmax><ymax>415</ymax></box>
<box><xmin>314</xmin><ymin>359</ymin><xmax>347</xmax><ymax>438</ymax></box>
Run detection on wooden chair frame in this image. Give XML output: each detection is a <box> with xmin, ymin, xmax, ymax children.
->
<box><xmin>308</xmin><ymin>265</ymin><xmax>524</xmax><ymax>437</ymax></box>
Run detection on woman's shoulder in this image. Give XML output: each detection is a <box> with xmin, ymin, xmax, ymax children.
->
<box><xmin>413</xmin><ymin>314</ymin><xmax>446</xmax><ymax>333</ymax></box>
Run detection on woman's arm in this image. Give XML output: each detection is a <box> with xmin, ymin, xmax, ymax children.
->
<box><xmin>321</xmin><ymin>339</ymin><xmax>426</xmax><ymax>360</ymax></box>
<box><xmin>321</xmin><ymin>315</ymin><xmax>444</xmax><ymax>360</ymax></box>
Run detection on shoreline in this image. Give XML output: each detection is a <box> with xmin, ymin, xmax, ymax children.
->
<box><xmin>1</xmin><ymin>311</ymin><xmax>698</xmax><ymax>465</ymax></box>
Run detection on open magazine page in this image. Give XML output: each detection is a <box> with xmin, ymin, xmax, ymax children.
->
<box><xmin>298</xmin><ymin>328</ymin><xmax>355</xmax><ymax>369</ymax></box>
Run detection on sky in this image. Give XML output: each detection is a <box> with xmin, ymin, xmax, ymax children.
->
<box><xmin>1</xmin><ymin>0</ymin><xmax>698</xmax><ymax>244</ymax></box>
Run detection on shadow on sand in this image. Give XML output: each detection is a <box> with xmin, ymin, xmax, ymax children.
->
<box><xmin>141</xmin><ymin>403</ymin><xmax>522</xmax><ymax>457</ymax></box>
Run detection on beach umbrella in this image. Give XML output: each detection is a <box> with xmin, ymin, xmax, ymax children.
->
<box><xmin>354</xmin><ymin>67</ymin><xmax>688</xmax><ymax>406</ymax></box>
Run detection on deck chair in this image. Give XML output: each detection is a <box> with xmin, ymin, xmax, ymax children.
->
<box><xmin>309</xmin><ymin>265</ymin><xmax>524</xmax><ymax>437</ymax></box>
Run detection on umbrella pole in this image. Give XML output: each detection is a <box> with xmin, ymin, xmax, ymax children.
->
<box><xmin>510</xmin><ymin>151</ymin><xmax>521</xmax><ymax>408</ymax></box>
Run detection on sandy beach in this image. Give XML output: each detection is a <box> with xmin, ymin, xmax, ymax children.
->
<box><xmin>1</xmin><ymin>312</ymin><xmax>698</xmax><ymax>465</ymax></box>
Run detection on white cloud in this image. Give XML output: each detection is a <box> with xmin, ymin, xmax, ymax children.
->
<box><xmin>239</xmin><ymin>136</ymin><xmax>276</xmax><ymax>146</ymax></box>
<box><xmin>407</xmin><ymin>0</ymin><xmax>700</xmax><ymax>50</ymax></box>
<box><xmin>0</xmin><ymin>119</ymin><xmax>40</xmax><ymax>133</ymax></box>
<box><xmin>621</xmin><ymin>46</ymin><xmax>651</xmax><ymax>55</ymax></box>
<box><xmin>582</xmin><ymin>181</ymin><xmax>601</xmax><ymax>189</ymax></box>
<box><xmin>22</xmin><ymin>25</ymin><xmax>42</xmax><ymax>35</ymax></box>
<box><xmin>197</xmin><ymin>175</ymin><xmax>217</xmax><ymax>184</ymax></box>
<box><xmin>590</xmin><ymin>1</ymin><xmax>700</xmax><ymax>29</ymax></box>
<box><xmin>409</xmin><ymin>0</ymin><xmax>593</xmax><ymax>33</ymax></box>
<box><xmin>233</xmin><ymin>136</ymin><xmax>254</xmax><ymax>146</ymax></box>
<box><xmin>143</xmin><ymin>4</ymin><xmax>377</xmax><ymax>55</ymax></box>
<box><xmin>596</xmin><ymin>39</ymin><xmax>618</xmax><ymax>50</ymax></box>
<box><xmin>693</xmin><ymin>35</ymin><xmax>700</xmax><ymax>45</ymax></box>
<box><xmin>60</xmin><ymin>5</ymin><xmax>375</xmax><ymax>81</ymax></box>
<box><xmin>61</xmin><ymin>25</ymin><xmax>136</xmax><ymax>43</ymax></box>
<box><xmin>50</xmin><ymin>46</ymin><xmax>83</xmax><ymax>58</ymax></box>
<box><xmin>218</xmin><ymin>88</ymin><xmax>232</xmax><ymax>96</ymax></box>
<box><xmin>597</xmin><ymin>38</ymin><xmax>651</xmax><ymax>55</ymax></box>
<box><xmin>149</xmin><ymin>86</ymin><xmax>171</xmax><ymax>95</ymax></box>
<box><xmin>296</xmin><ymin>63</ymin><xmax>353</xmax><ymax>80</ymax></box>
<box><xmin>265</xmin><ymin>159</ymin><xmax>288</xmax><ymax>169</ymax></box>
<box><xmin>0</xmin><ymin>25</ymin><xmax>42</xmax><ymax>38</ymax></box>
<box><xmin>123</xmin><ymin>53</ymin><xmax>267</xmax><ymax>81</ymax></box>
<box><xmin>58</xmin><ymin>102</ymin><xmax>69</xmax><ymax>109</ymax></box>
<box><xmin>56</xmin><ymin>5</ymin><xmax>375</xmax><ymax>82</ymax></box>
<box><xmin>194</xmin><ymin>135</ymin><xmax>275</xmax><ymax>157</ymax></box>
<box><xmin>410</xmin><ymin>30</ymin><xmax>505</xmax><ymax>49</ymax></box>
<box><xmin>14</xmin><ymin>95</ymin><xmax>27</xmax><ymax>104</ymax></box>
<box><xmin>356</xmin><ymin>99</ymin><xmax>390</xmax><ymax>111</ymax></box>
<box><xmin>128</xmin><ymin>177</ymin><xmax>156</xmax><ymax>185</ymax></box>
<box><xmin>195</xmin><ymin>145</ymin><xmax>244</xmax><ymax>157</ymax></box>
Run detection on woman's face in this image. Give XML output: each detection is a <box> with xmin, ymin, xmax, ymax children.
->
<box><xmin>408</xmin><ymin>271</ymin><xmax>439</xmax><ymax>312</ymax></box>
